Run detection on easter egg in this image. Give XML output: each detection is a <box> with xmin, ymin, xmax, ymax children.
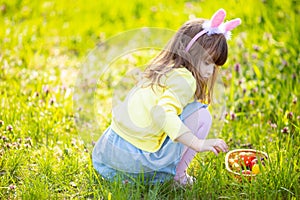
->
<box><xmin>232</xmin><ymin>162</ymin><xmax>241</xmax><ymax>171</ymax></box>
<box><xmin>250</xmin><ymin>158</ymin><xmax>258</xmax><ymax>170</ymax></box>
<box><xmin>239</xmin><ymin>153</ymin><xmax>256</xmax><ymax>168</ymax></box>
<box><xmin>252</xmin><ymin>164</ymin><xmax>260</xmax><ymax>174</ymax></box>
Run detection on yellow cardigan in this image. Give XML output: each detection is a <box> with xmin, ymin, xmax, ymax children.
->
<box><xmin>111</xmin><ymin>67</ymin><xmax>196</xmax><ymax>152</ymax></box>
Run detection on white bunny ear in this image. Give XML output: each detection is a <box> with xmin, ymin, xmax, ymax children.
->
<box><xmin>210</xmin><ymin>9</ymin><xmax>226</xmax><ymax>28</ymax></box>
<box><xmin>224</xmin><ymin>18</ymin><xmax>241</xmax><ymax>31</ymax></box>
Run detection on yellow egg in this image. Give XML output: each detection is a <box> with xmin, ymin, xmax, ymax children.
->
<box><xmin>252</xmin><ymin>164</ymin><xmax>260</xmax><ymax>174</ymax></box>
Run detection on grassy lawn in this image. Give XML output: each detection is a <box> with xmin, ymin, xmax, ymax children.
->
<box><xmin>0</xmin><ymin>0</ymin><xmax>299</xmax><ymax>199</ymax></box>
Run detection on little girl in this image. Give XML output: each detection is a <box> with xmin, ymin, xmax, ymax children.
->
<box><xmin>92</xmin><ymin>9</ymin><xmax>241</xmax><ymax>185</ymax></box>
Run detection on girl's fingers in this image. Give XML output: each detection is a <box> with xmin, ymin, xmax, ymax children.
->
<box><xmin>214</xmin><ymin>140</ymin><xmax>228</xmax><ymax>153</ymax></box>
<box><xmin>211</xmin><ymin>147</ymin><xmax>219</xmax><ymax>156</ymax></box>
<box><xmin>219</xmin><ymin>142</ymin><xmax>228</xmax><ymax>152</ymax></box>
<box><xmin>204</xmin><ymin>139</ymin><xmax>229</xmax><ymax>155</ymax></box>
<box><xmin>214</xmin><ymin>146</ymin><xmax>225</xmax><ymax>154</ymax></box>
<box><xmin>219</xmin><ymin>140</ymin><xmax>228</xmax><ymax>151</ymax></box>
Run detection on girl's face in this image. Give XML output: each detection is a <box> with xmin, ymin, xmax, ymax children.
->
<box><xmin>199</xmin><ymin>60</ymin><xmax>215</xmax><ymax>79</ymax></box>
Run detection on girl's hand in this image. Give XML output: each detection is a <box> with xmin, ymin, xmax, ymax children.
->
<box><xmin>196</xmin><ymin>139</ymin><xmax>228</xmax><ymax>155</ymax></box>
<box><xmin>176</xmin><ymin>132</ymin><xmax>228</xmax><ymax>155</ymax></box>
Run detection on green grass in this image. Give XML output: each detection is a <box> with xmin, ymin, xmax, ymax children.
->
<box><xmin>0</xmin><ymin>0</ymin><xmax>299</xmax><ymax>199</ymax></box>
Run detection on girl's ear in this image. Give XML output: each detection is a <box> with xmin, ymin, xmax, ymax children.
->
<box><xmin>210</xmin><ymin>9</ymin><xmax>226</xmax><ymax>28</ymax></box>
<box><xmin>223</xmin><ymin>18</ymin><xmax>241</xmax><ymax>31</ymax></box>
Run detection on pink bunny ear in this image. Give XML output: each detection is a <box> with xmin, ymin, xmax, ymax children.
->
<box><xmin>224</xmin><ymin>18</ymin><xmax>241</xmax><ymax>31</ymax></box>
<box><xmin>210</xmin><ymin>9</ymin><xmax>226</xmax><ymax>28</ymax></box>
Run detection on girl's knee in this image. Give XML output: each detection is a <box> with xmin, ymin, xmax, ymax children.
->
<box><xmin>183</xmin><ymin>108</ymin><xmax>212</xmax><ymax>135</ymax></box>
<box><xmin>187</xmin><ymin>108</ymin><xmax>212</xmax><ymax>124</ymax></box>
<box><xmin>197</xmin><ymin>108</ymin><xmax>212</xmax><ymax>125</ymax></box>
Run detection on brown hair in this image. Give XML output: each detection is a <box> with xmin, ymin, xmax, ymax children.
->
<box><xmin>143</xmin><ymin>18</ymin><xmax>228</xmax><ymax>104</ymax></box>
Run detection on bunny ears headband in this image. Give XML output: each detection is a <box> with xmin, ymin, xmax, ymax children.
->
<box><xmin>185</xmin><ymin>9</ymin><xmax>241</xmax><ymax>52</ymax></box>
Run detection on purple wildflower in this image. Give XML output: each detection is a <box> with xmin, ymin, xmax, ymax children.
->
<box><xmin>6</xmin><ymin>143</ymin><xmax>12</xmax><ymax>149</ymax></box>
<box><xmin>71</xmin><ymin>138</ymin><xmax>76</xmax><ymax>146</ymax></box>
<box><xmin>230</xmin><ymin>112</ymin><xmax>236</xmax><ymax>121</ymax></box>
<box><xmin>33</xmin><ymin>92</ymin><xmax>39</xmax><ymax>98</ymax></box>
<box><xmin>49</xmin><ymin>97</ymin><xmax>56</xmax><ymax>105</ymax></box>
<box><xmin>238</xmin><ymin>79</ymin><xmax>243</xmax><ymax>85</ymax></box>
<box><xmin>270</xmin><ymin>123</ymin><xmax>277</xmax><ymax>129</ymax></box>
<box><xmin>234</xmin><ymin>63</ymin><xmax>241</xmax><ymax>73</ymax></box>
<box><xmin>293</xmin><ymin>97</ymin><xmax>297</xmax><ymax>105</ymax></box>
<box><xmin>2</xmin><ymin>135</ymin><xmax>8</xmax><ymax>141</ymax></box>
<box><xmin>252</xmin><ymin>87</ymin><xmax>258</xmax><ymax>93</ymax></box>
<box><xmin>8</xmin><ymin>184</ymin><xmax>16</xmax><ymax>190</ymax></box>
<box><xmin>281</xmin><ymin>127</ymin><xmax>289</xmax><ymax>134</ymax></box>
<box><xmin>6</xmin><ymin>125</ymin><xmax>13</xmax><ymax>132</ymax></box>
<box><xmin>253</xmin><ymin>45</ymin><xmax>260</xmax><ymax>51</ymax></box>
<box><xmin>43</xmin><ymin>85</ymin><xmax>50</xmax><ymax>95</ymax></box>
<box><xmin>287</xmin><ymin>112</ymin><xmax>293</xmax><ymax>120</ymax></box>
<box><xmin>282</xmin><ymin>60</ymin><xmax>288</xmax><ymax>67</ymax></box>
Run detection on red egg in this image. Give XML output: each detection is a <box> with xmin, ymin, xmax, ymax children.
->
<box><xmin>239</xmin><ymin>153</ymin><xmax>256</xmax><ymax>168</ymax></box>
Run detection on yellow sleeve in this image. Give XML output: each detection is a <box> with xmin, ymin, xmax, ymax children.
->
<box><xmin>153</xmin><ymin>68</ymin><xmax>197</xmax><ymax>141</ymax></box>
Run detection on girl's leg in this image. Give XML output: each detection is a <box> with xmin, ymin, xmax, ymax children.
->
<box><xmin>174</xmin><ymin>108</ymin><xmax>212</xmax><ymax>185</ymax></box>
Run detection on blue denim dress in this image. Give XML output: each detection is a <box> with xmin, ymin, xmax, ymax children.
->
<box><xmin>92</xmin><ymin>101</ymin><xmax>207</xmax><ymax>183</ymax></box>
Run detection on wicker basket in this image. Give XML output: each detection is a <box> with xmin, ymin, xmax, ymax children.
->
<box><xmin>225</xmin><ymin>149</ymin><xmax>268</xmax><ymax>180</ymax></box>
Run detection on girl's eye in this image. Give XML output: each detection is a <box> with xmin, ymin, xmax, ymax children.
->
<box><xmin>205</xmin><ymin>61</ymin><xmax>210</xmax><ymax>65</ymax></box>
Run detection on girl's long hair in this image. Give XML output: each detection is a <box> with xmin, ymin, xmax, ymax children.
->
<box><xmin>143</xmin><ymin>18</ymin><xmax>228</xmax><ymax>104</ymax></box>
